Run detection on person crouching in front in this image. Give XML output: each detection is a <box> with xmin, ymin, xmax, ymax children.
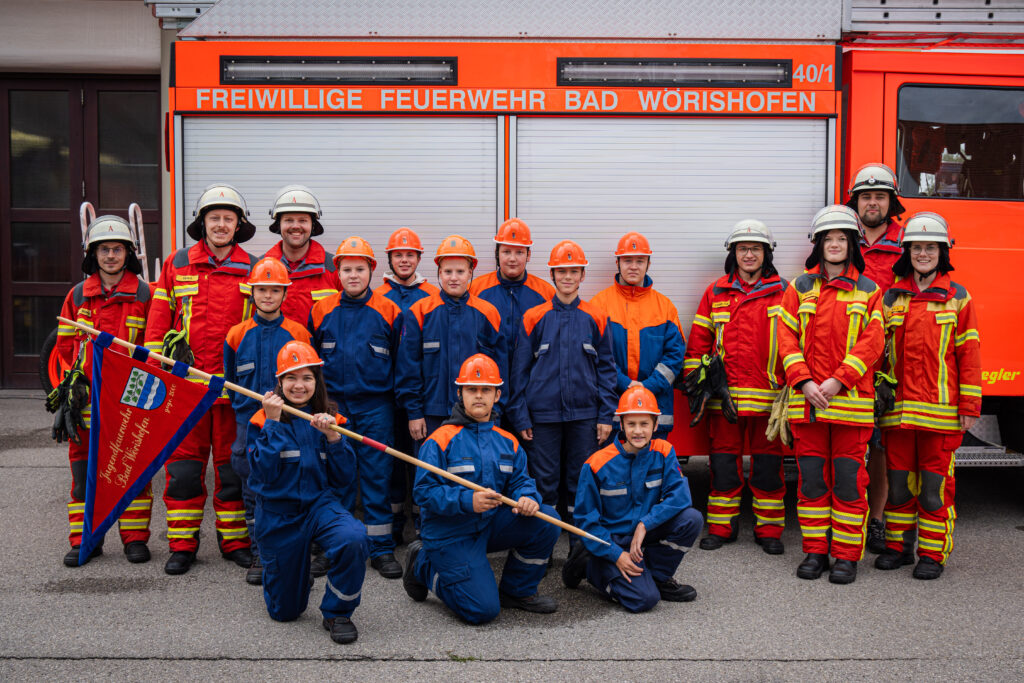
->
<box><xmin>402</xmin><ymin>354</ymin><xmax>559</xmax><ymax>625</ymax></box>
<box><xmin>247</xmin><ymin>341</ymin><xmax>369</xmax><ymax>644</ymax></box>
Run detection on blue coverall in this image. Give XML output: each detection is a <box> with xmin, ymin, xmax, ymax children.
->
<box><xmin>248</xmin><ymin>409</ymin><xmax>369</xmax><ymax>622</ymax></box>
<box><xmin>412</xmin><ymin>411</ymin><xmax>559</xmax><ymax>625</ymax></box>
<box><xmin>574</xmin><ymin>438</ymin><xmax>702</xmax><ymax>613</ymax></box>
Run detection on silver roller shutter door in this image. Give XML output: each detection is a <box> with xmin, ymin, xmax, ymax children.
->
<box><xmin>515</xmin><ymin>117</ymin><xmax>828</xmax><ymax>328</ymax></box>
<box><xmin>180</xmin><ymin>117</ymin><xmax>498</xmax><ymax>277</ymax></box>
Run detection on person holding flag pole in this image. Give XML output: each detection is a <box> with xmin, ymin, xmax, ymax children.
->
<box><xmin>59</xmin><ymin>319</ymin><xmax>608</xmax><ymax>597</ymax></box>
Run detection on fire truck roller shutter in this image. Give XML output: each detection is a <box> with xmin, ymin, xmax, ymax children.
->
<box><xmin>514</xmin><ymin>117</ymin><xmax>828</xmax><ymax>326</ymax></box>
<box><xmin>180</xmin><ymin>117</ymin><xmax>499</xmax><ymax>258</ymax></box>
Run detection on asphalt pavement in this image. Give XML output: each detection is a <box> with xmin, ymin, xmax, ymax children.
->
<box><xmin>1</xmin><ymin>390</ymin><xmax>1021</xmax><ymax>681</ymax></box>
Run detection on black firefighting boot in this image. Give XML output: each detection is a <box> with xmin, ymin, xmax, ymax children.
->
<box><xmin>912</xmin><ymin>556</ymin><xmax>944</xmax><ymax>580</ymax></box>
<box><xmin>64</xmin><ymin>544</ymin><xmax>102</xmax><ymax>568</ymax></box>
<box><xmin>875</xmin><ymin>543</ymin><xmax>915</xmax><ymax>570</ymax></box>
<box><xmin>796</xmin><ymin>553</ymin><xmax>829</xmax><ymax>580</ymax></box>
<box><xmin>828</xmin><ymin>559</ymin><xmax>858</xmax><ymax>585</ymax></box>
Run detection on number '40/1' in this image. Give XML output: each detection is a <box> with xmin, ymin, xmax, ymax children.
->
<box><xmin>793</xmin><ymin>64</ymin><xmax>833</xmax><ymax>84</ymax></box>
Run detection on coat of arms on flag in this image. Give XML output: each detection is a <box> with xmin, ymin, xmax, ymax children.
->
<box><xmin>78</xmin><ymin>332</ymin><xmax>224</xmax><ymax>564</ymax></box>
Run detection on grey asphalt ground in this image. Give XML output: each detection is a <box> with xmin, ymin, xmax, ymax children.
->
<box><xmin>1</xmin><ymin>390</ymin><xmax>1021</xmax><ymax>681</ymax></box>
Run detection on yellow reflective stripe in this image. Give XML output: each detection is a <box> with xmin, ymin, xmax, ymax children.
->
<box><xmin>884</xmin><ymin>511</ymin><xmax>917</xmax><ymax>523</ymax></box>
<box><xmin>937</xmin><ymin>319</ymin><xmax>952</xmax><ymax>404</ymax></box>
<box><xmin>153</xmin><ymin>288</ymin><xmax>172</xmax><ymax>302</ymax></box>
<box><xmin>708</xmin><ymin>496</ymin><xmax>741</xmax><ymax>505</ymax></box>
<box><xmin>752</xmin><ymin>499</ymin><xmax>785</xmax><ymax>509</ymax></box>
<box><xmin>831</xmin><ymin>510</ymin><xmax>864</xmax><ymax>525</ymax></box>
<box><xmin>800</xmin><ymin>527</ymin><xmax>829</xmax><ymax>537</ymax></box>
<box><xmin>711</xmin><ymin>311</ymin><xmax>731</xmax><ymax>323</ymax></box>
<box><xmin>215</xmin><ymin>510</ymin><xmax>247</xmax><ymax>521</ymax></box>
<box><xmin>172</xmin><ymin>285</ymin><xmax>199</xmax><ymax>297</ymax></box>
<box><xmin>959</xmin><ymin>384</ymin><xmax>982</xmax><ymax>398</ymax></box>
<box><xmin>797</xmin><ymin>301</ymin><xmax>817</xmax><ymax>315</ymax></box>
<box><xmin>832</xmin><ymin>529</ymin><xmax>862</xmax><ymax>544</ymax></box>
<box><xmin>683</xmin><ymin>358</ymin><xmax>701</xmax><ymax>371</ymax></box>
<box><xmin>868</xmin><ymin>310</ymin><xmax>883</xmax><ymax>326</ymax></box>
<box><xmin>125</xmin><ymin>316</ymin><xmax>146</xmax><ymax>328</ymax></box>
<box><xmin>917</xmin><ymin>537</ymin><xmax>945</xmax><ymax>550</ymax></box>
<box><xmin>754</xmin><ymin>514</ymin><xmax>785</xmax><ymax>524</ymax></box>
<box><xmin>117</xmin><ymin>520</ymin><xmax>150</xmax><ymax>529</ymax></box>
<box><xmin>692</xmin><ymin>314</ymin><xmax>713</xmax><ymax>330</ymax></box>
<box><xmin>124</xmin><ymin>501</ymin><xmax>153</xmax><ymax>512</ymax></box>
<box><xmin>798</xmin><ymin>509</ymin><xmax>831</xmax><ymax>519</ymax></box>
<box><xmin>783</xmin><ymin>353</ymin><xmax>804</xmax><ymax>370</ymax></box>
<box><xmin>954</xmin><ymin>329</ymin><xmax>979</xmax><ymax>347</ymax></box>
<box><xmin>934</xmin><ymin>311</ymin><xmax>958</xmax><ymax>325</ymax></box>
<box><xmin>218</xmin><ymin>529</ymin><xmax>249</xmax><ymax>539</ymax></box>
<box><xmin>729</xmin><ymin>387</ymin><xmax>778</xmax><ymax>398</ymax></box>
<box><xmin>239</xmin><ymin>283</ymin><xmax>252</xmax><ymax>296</ymax></box>
<box><xmin>167</xmin><ymin>510</ymin><xmax>204</xmax><ymax>520</ymax></box>
<box><xmin>842</xmin><ymin>354</ymin><xmax>868</xmax><ymax>376</ymax></box>
<box><xmin>144</xmin><ymin>341</ymin><xmax>163</xmax><ymax>351</ymax></box>
<box><xmin>898</xmin><ymin>401</ymin><xmax>959</xmax><ymax>417</ymax></box>
<box><xmin>917</xmin><ymin>518</ymin><xmax>949</xmax><ymax>533</ymax></box>
<box><xmin>69</xmin><ymin>523</ymin><xmax>84</xmax><ymax>531</ymax></box>
<box><xmin>167</xmin><ymin>528</ymin><xmax>201</xmax><ymax>538</ymax></box>
<box><xmin>846</xmin><ymin>302</ymin><xmax>867</xmax><ymax>317</ymax></box>
<box><xmin>779</xmin><ymin>308</ymin><xmax>799</xmax><ymax>332</ymax></box>
<box><xmin>67</xmin><ymin>502</ymin><xmax>86</xmax><ymax>512</ymax></box>
<box><xmin>311</xmin><ymin>289</ymin><xmax>337</xmax><ymax>299</ymax></box>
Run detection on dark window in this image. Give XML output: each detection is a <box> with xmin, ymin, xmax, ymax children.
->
<box><xmin>98</xmin><ymin>91</ymin><xmax>160</xmax><ymax>209</ymax></box>
<box><xmin>12</xmin><ymin>295</ymin><xmax>63</xmax><ymax>355</ymax></box>
<box><xmin>897</xmin><ymin>85</ymin><xmax>1024</xmax><ymax>200</ymax></box>
<box><xmin>9</xmin><ymin>90</ymin><xmax>70</xmax><ymax>208</ymax></box>
<box><xmin>11</xmin><ymin>222</ymin><xmax>73</xmax><ymax>282</ymax></box>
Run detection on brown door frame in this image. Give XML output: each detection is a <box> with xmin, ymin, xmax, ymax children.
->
<box><xmin>0</xmin><ymin>74</ymin><xmax>159</xmax><ymax>389</ymax></box>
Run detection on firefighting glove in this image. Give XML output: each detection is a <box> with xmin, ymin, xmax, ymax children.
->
<box><xmin>874</xmin><ymin>371</ymin><xmax>897</xmax><ymax>421</ymax></box>
<box><xmin>765</xmin><ymin>386</ymin><xmax>792</xmax><ymax>447</ymax></box>
<box><xmin>161</xmin><ymin>328</ymin><xmax>194</xmax><ymax>370</ymax></box>
<box><xmin>707</xmin><ymin>355</ymin><xmax>738</xmax><ymax>424</ymax></box>
<box><xmin>682</xmin><ymin>355</ymin><xmax>712</xmax><ymax>426</ymax></box>
<box><xmin>47</xmin><ymin>365</ymin><xmax>88</xmax><ymax>445</ymax></box>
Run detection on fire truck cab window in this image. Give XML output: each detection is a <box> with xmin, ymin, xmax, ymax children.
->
<box><xmin>897</xmin><ymin>85</ymin><xmax>1024</xmax><ymax>200</ymax></box>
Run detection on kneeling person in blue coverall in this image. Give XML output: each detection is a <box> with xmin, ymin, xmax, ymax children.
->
<box><xmin>403</xmin><ymin>353</ymin><xmax>559</xmax><ymax>624</ymax></box>
<box><xmin>248</xmin><ymin>340</ymin><xmax>369</xmax><ymax>644</ymax></box>
<box><xmin>563</xmin><ymin>386</ymin><xmax>703</xmax><ymax>612</ymax></box>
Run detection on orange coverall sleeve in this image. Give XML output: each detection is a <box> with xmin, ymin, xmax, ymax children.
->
<box><xmin>954</xmin><ymin>296</ymin><xmax>982</xmax><ymax>417</ymax></box>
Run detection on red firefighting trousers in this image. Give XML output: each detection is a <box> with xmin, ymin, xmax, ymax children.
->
<box><xmin>882</xmin><ymin>428</ymin><xmax>959</xmax><ymax>564</ymax></box>
<box><xmin>791</xmin><ymin>422</ymin><xmax>872</xmax><ymax>560</ymax></box>
<box><xmin>706</xmin><ymin>413</ymin><xmax>786</xmax><ymax>539</ymax></box>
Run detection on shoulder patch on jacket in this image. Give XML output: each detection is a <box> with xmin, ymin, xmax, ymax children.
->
<box><xmin>491</xmin><ymin>425</ymin><xmax>521</xmax><ymax>450</ymax></box>
<box><xmin>949</xmin><ymin>281</ymin><xmax>968</xmax><ymax>300</ymax></box>
<box><xmin>521</xmin><ymin>300</ymin><xmax>553</xmax><ymax>336</ymax></box>
<box><xmin>135</xmin><ymin>278</ymin><xmax>152</xmax><ymax>303</ymax></box>
<box><xmin>585</xmin><ymin>444</ymin><xmax>619</xmax><ymax>474</ymax></box>
<box><xmin>281</xmin><ymin>317</ymin><xmax>312</xmax><ymax>345</ymax></box>
<box><xmin>793</xmin><ymin>273</ymin><xmax>817</xmax><ymax>294</ymax></box>
<box><xmin>650</xmin><ymin>439</ymin><xmax>674</xmax><ymax>457</ymax></box>
<box><xmin>882</xmin><ymin>289</ymin><xmax>905</xmax><ymax>307</ymax></box>
<box><xmin>172</xmin><ymin>248</ymin><xmax>191</xmax><ymax>268</ymax></box>
<box><xmin>250</xmin><ymin>409</ymin><xmax>267</xmax><ymax>429</ymax></box>
<box><xmin>467</xmin><ymin>295</ymin><xmax>502</xmax><ymax>333</ymax></box>
<box><xmin>856</xmin><ymin>275</ymin><xmax>879</xmax><ymax>294</ymax></box>
<box><xmin>71</xmin><ymin>281</ymin><xmax>87</xmax><ymax>308</ymax></box>
<box><xmin>426</xmin><ymin>424</ymin><xmax>461</xmax><ymax>451</ymax></box>
<box><xmin>577</xmin><ymin>299</ymin><xmax>608</xmax><ymax>335</ymax></box>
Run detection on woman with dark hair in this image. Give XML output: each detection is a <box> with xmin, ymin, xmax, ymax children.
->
<box><xmin>684</xmin><ymin>219</ymin><xmax>788</xmax><ymax>555</ymax></box>
<box><xmin>247</xmin><ymin>340</ymin><xmax>369</xmax><ymax>644</ymax></box>
<box><xmin>776</xmin><ymin>205</ymin><xmax>884</xmax><ymax>585</ymax></box>
<box><xmin>875</xmin><ymin>212</ymin><xmax>980</xmax><ymax>580</ymax></box>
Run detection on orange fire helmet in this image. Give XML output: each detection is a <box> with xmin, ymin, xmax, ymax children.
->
<box><xmin>276</xmin><ymin>341</ymin><xmax>324</xmax><ymax>377</ymax></box>
<box><xmin>434</xmin><ymin>234</ymin><xmax>478</xmax><ymax>269</ymax></box>
<box><xmin>547</xmin><ymin>240</ymin><xmax>588</xmax><ymax>268</ymax></box>
<box><xmin>455</xmin><ymin>353</ymin><xmax>504</xmax><ymax>387</ymax></box>
<box><xmin>334</xmin><ymin>236</ymin><xmax>377</xmax><ymax>271</ymax></box>
<box><xmin>614</xmin><ymin>386</ymin><xmax>661</xmax><ymax>416</ymax></box>
<box><xmin>246</xmin><ymin>257</ymin><xmax>292</xmax><ymax>287</ymax></box>
<box><xmin>494</xmin><ymin>218</ymin><xmax>534</xmax><ymax>247</ymax></box>
<box><xmin>614</xmin><ymin>232</ymin><xmax>653</xmax><ymax>258</ymax></box>
<box><xmin>385</xmin><ymin>227</ymin><xmax>425</xmax><ymax>253</ymax></box>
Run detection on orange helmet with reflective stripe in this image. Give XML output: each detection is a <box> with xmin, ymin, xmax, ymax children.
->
<box><xmin>455</xmin><ymin>353</ymin><xmax>503</xmax><ymax>386</ymax></box>
<box><xmin>386</xmin><ymin>227</ymin><xmax>424</xmax><ymax>253</ymax></box>
<box><xmin>247</xmin><ymin>257</ymin><xmax>292</xmax><ymax>287</ymax></box>
<box><xmin>547</xmin><ymin>240</ymin><xmax>588</xmax><ymax>268</ymax></box>
<box><xmin>276</xmin><ymin>341</ymin><xmax>324</xmax><ymax>377</ymax></box>
<box><xmin>614</xmin><ymin>232</ymin><xmax>653</xmax><ymax>258</ymax></box>
<box><xmin>334</xmin><ymin>236</ymin><xmax>377</xmax><ymax>271</ymax></box>
<box><xmin>434</xmin><ymin>234</ymin><xmax>478</xmax><ymax>269</ymax></box>
<box><xmin>615</xmin><ymin>386</ymin><xmax>661</xmax><ymax>416</ymax></box>
<box><xmin>494</xmin><ymin>218</ymin><xmax>533</xmax><ymax>247</ymax></box>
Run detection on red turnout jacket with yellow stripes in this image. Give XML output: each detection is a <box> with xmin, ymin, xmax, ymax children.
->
<box><xmin>684</xmin><ymin>273</ymin><xmax>787</xmax><ymax>415</ymax></box>
<box><xmin>879</xmin><ymin>274</ymin><xmax>981</xmax><ymax>432</ymax></box>
<box><xmin>144</xmin><ymin>241</ymin><xmax>257</xmax><ymax>400</ymax></box>
<box><xmin>777</xmin><ymin>265</ymin><xmax>884</xmax><ymax>426</ymax></box>
<box><xmin>57</xmin><ymin>272</ymin><xmax>151</xmax><ymax>381</ymax></box>
<box><xmin>263</xmin><ymin>240</ymin><xmax>339</xmax><ymax>327</ymax></box>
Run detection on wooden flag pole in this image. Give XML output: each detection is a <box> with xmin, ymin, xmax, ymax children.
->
<box><xmin>58</xmin><ymin>316</ymin><xmax>609</xmax><ymax>546</ymax></box>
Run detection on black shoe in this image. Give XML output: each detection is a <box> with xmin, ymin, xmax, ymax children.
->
<box><xmin>310</xmin><ymin>552</ymin><xmax>330</xmax><ymax>578</ymax></box>
<box><xmin>403</xmin><ymin>540</ymin><xmax>428</xmax><ymax>602</ymax></box>
<box><xmin>322</xmin><ymin>616</ymin><xmax>358</xmax><ymax>644</ymax></box>
<box><xmin>796</xmin><ymin>553</ymin><xmax>829</xmax><ymax>580</ymax></box>
<box><xmin>63</xmin><ymin>544</ymin><xmax>102</xmax><ymax>568</ymax></box>
<box><xmin>866</xmin><ymin>518</ymin><xmax>886</xmax><ymax>554</ymax></box>
<box><xmin>755</xmin><ymin>536</ymin><xmax>785</xmax><ymax>555</ymax></box>
<box><xmin>222</xmin><ymin>547</ymin><xmax>253</xmax><ymax>568</ymax></box>
<box><xmin>912</xmin><ymin>556</ymin><xmax>944</xmax><ymax>580</ymax></box>
<box><xmin>499</xmin><ymin>591</ymin><xmax>557</xmax><ymax>614</ymax></box>
<box><xmin>654</xmin><ymin>578</ymin><xmax>697</xmax><ymax>602</ymax></box>
<box><xmin>123</xmin><ymin>542</ymin><xmax>150</xmax><ymax>564</ymax></box>
<box><xmin>562</xmin><ymin>542</ymin><xmax>591</xmax><ymax>589</ymax></box>
<box><xmin>875</xmin><ymin>545</ymin><xmax>915</xmax><ymax>570</ymax></box>
<box><xmin>164</xmin><ymin>550</ymin><xmax>196</xmax><ymax>575</ymax></box>
<box><xmin>828</xmin><ymin>559</ymin><xmax>858</xmax><ymax>584</ymax></box>
<box><xmin>245</xmin><ymin>557</ymin><xmax>263</xmax><ymax>585</ymax></box>
<box><xmin>370</xmin><ymin>552</ymin><xmax>404</xmax><ymax>579</ymax></box>
<box><xmin>699</xmin><ymin>534</ymin><xmax>731</xmax><ymax>550</ymax></box>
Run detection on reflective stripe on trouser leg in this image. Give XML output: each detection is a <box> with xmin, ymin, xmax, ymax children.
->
<box><xmin>745</xmin><ymin>416</ymin><xmax>786</xmax><ymax>538</ymax></box>
<box><xmin>488</xmin><ymin>505</ymin><xmax>560</xmax><ymax>598</ymax></box>
<box><xmin>164</xmin><ymin>414</ymin><xmax>211</xmax><ymax>553</ymax></box>
<box><xmin>791</xmin><ymin>422</ymin><xmax>832</xmax><ymax>555</ymax></box>
<box><xmin>642</xmin><ymin>507</ymin><xmax>703</xmax><ymax>582</ymax></box>
<box><xmin>67</xmin><ymin>441</ymin><xmax>89</xmax><ymax>546</ymax></box>
<box><xmin>117</xmin><ymin>484</ymin><xmax>153</xmax><ymax>544</ymax></box>
<box><xmin>389</xmin><ymin>406</ymin><xmax>415</xmax><ymax>534</ymax></box>
<box><xmin>210</xmin><ymin>405</ymin><xmax>249</xmax><ymax>552</ymax></box>
<box><xmin>915</xmin><ymin>431</ymin><xmax>959</xmax><ymax>565</ymax></box>
<box><xmin>828</xmin><ymin>424</ymin><xmax>872</xmax><ymax>561</ymax></box>
<box><xmin>337</xmin><ymin>397</ymin><xmax>395</xmax><ymax>557</ymax></box>
<box><xmin>881</xmin><ymin>427</ymin><xmax>919</xmax><ymax>552</ymax></box>
<box><xmin>706</xmin><ymin>412</ymin><xmax>745</xmax><ymax>538</ymax></box>
<box><xmin>311</xmin><ymin>496</ymin><xmax>370</xmax><ymax>619</ymax></box>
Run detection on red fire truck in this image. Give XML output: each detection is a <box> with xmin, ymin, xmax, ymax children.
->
<box><xmin>47</xmin><ymin>0</ymin><xmax>1024</xmax><ymax>466</ymax></box>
